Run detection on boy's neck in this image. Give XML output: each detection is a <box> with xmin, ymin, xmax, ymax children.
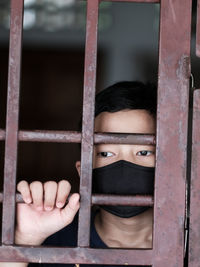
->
<box><xmin>94</xmin><ymin>208</ymin><xmax>153</xmax><ymax>248</ymax></box>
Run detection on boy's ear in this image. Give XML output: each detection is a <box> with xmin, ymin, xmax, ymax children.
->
<box><xmin>75</xmin><ymin>161</ymin><xmax>81</xmax><ymax>176</ymax></box>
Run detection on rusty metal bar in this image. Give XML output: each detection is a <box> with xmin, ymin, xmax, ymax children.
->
<box><xmin>188</xmin><ymin>89</ymin><xmax>200</xmax><ymax>267</ymax></box>
<box><xmin>78</xmin><ymin>0</ymin><xmax>99</xmax><ymax>247</ymax></box>
<box><xmin>18</xmin><ymin>130</ymin><xmax>81</xmax><ymax>143</ymax></box>
<box><xmin>0</xmin><ymin>129</ymin><xmax>5</xmax><ymax>140</ymax></box>
<box><xmin>0</xmin><ymin>129</ymin><xmax>155</xmax><ymax>144</ymax></box>
<box><xmin>0</xmin><ymin>246</ymin><xmax>152</xmax><ymax>265</ymax></box>
<box><xmin>196</xmin><ymin>0</ymin><xmax>200</xmax><ymax>57</ymax></box>
<box><xmin>153</xmin><ymin>0</ymin><xmax>192</xmax><ymax>266</ymax></box>
<box><xmin>0</xmin><ymin>193</ymin><xmax>24</xmax><ymax>203</ymax></box>
<box><xmin>92</xmin><ymin>194</ymin><xmax>154</xmax><ymax>206</ymax></box>
<box><xmin>0</xmin><ymin>192</ymin><xmax>153</xmax><ymax>206</ymax></box>
<box><xmin>1</xmin><ymin>0</ymin><xmax>24</xmax><ymax>245</ymax></box>
<box><xmin>100</xmin><ymin>0</ymin><xmax>159</xmax><ymax>3</ymax></box>
<box><xmin>94</xmin><ymin>132</ymin><xmax>155</xmax><ymax>145</ymax></box>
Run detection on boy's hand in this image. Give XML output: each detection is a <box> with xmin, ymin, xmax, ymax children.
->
<box><xmin>15</xmin><ymin>180</ymin><xmax>80</xmax><ymax>246</ymax></box>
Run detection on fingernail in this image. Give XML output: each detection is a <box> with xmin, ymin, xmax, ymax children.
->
<box><xmin>45</xmin><ymin>206</ymin><xmax>53</xmax><ymax>211</ymax></box>
<box><xmin>56</xmin><ymin>202</ymin><xmax>63</xmax><ymax>208</ymax></box>
<box><xmin>25</xmin><ymin>198</ymin><xmax>32</xmax><ymax>204</ymax></box>
<box><xmin>75</xmin><ymin>194</ymin><xmax>80</xmax><ymax>202</ymax></box>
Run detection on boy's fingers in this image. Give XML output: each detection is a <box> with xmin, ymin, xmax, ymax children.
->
<box><xmin>44</xmin><ymin>181</ymin><xmax>57</xmax><ymax>211</ymax></box>
<box><xmin>17</xmin><ymin>180</ymin><xmax>32</xmax><ymax>204</ymax></box>
<box><xmin>30</xmin><ymin>181</ymin><xmax>43</xmax><ymax>211</ymax></box>
<box><xmin>60</xmin><ymin>193</ymin><xmax>80</xmax><ymax>225</ymax></box>
<box><xmin>56</xmin><ymin>180</ymin><xmax>71</xmax><ymax>208</ymax></box>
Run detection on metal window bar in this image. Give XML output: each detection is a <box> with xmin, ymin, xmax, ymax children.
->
<box><xmin>0</xmin><ymin>129</ymin><xmax>155</xmax><ymax>144</ymax></box>
<box><xmin>188</xmin><ymin>89</ymin><xmax>200</xmax><ymax>267</ymax></box>
<box><xmin>1</xmin><ymin>0</ymin><xmax>24</xmax><ymax>245</ymax></box>
<box><xmin>188</xmin><ymin>6</ymin><xmax>200</xmax><ymax>265</ymax></box>
<box><xmin>0</xmin><ymin>193</ymin><xmax>154</xmax><ymax>207</ymax></box>
<box><xmin>78</xmin><ymin>0</ymin><xmax>105</xmax><ymax>247</ymax></box>
<box><xmin>196</xmin><ymin>0</ymin><xmax>200</xmax><ymax>57</ymax></box>
<box><xmin>0</xmin><ymin>0</ymin><xmax>193</xmax><ymax>265</ymax></box>
<box><xmin>152</xmin><ymin>0</ymin><xmax>192</xmax><ymax>266</ymax></box>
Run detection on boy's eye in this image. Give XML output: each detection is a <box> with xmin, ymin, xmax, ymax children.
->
<box><xmin>137</xmin><ymin>150</ymin><xmax>154</xmax><ymax>156</ymax></box>
<box><xmin>97</xmin><ymin>152</ymin><xmax>114</xmax><ymax>158</ymax></box>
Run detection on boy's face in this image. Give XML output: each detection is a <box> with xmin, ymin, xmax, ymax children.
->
<box><xmin>76</xmin><ymin>109</ymin><xmax>156</xmax><ymax>174</ymax></box>
<box><xmin>93</xmin><ymin>109</ymin><xmax>156</xmax><ymax>169</ymax></box>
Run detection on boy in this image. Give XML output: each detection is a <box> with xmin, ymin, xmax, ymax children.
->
<box><xmin>0</xmin><ymin>81</ymin><xmax>156</xmax><ymax>267</ymax></box>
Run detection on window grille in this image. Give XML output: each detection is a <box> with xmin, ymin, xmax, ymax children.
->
<box><xmin>0</xmin><ymin>0</ymin><xmax>196</xmax><ymax>266</ymax></box>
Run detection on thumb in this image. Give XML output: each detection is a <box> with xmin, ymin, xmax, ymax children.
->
<box><xmin>60</xmin><ymin>193</ymin><xmax>80</xmax><ymax>226</ymax></box>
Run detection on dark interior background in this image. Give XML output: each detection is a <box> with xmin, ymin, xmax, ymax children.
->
<box><xmin>0</xmin><ymin>47</ymin><xmax>104</xmax><ymax>192</ymax></box>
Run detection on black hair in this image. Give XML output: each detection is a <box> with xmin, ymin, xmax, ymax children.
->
<box><xmin>95</xmin><ymin>81</ymin><xmax>157</xmax><ymax>118</ymax></box>
<box><xmin>79</xmin><ymin>81</ymin><xmax>157</xmax><ymax>131</ymax></box>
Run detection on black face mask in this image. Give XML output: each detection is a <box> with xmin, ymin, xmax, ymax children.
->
<box><xmin>92</xmin><ymin>160</ymin><xmax>155</xmax><ymax>218</ymax></box>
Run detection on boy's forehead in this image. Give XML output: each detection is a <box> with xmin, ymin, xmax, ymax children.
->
<box><xmin>94</xmin><ymin>109</ymin><xmax>156</xmax><ymax>134</ymax></box>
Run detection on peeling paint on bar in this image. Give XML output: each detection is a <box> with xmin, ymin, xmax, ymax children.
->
<box><xmin>0</xmin><ymin>246</ymin><xmax>153</xmax><ymax>265</ymax></box>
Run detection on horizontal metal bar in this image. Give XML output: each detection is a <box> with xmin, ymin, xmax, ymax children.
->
<box><xmin>0</xmin><ymin>193</ymin><xmax>153</xmax><ymax>206</ymax></box>
<box><xmin>92</xmin><ymin>194</ymin><xmax>153</xmax><ymax>206</ymax></box>
<box><xmin>0</xmin><ymin>246</ymin><xmax>153</xmax><ymax>265</ymax></box>
<box><xmin>0</xmin><ymin>193</ymin><xmax>23</xmax><ymax>203</ymax></box>
<box><xmin>95</xmin><ymin>132</ymin><xmax>155</xmax><ymax>145</ymax></box>
<box><xmin>19</xmin><ymin>130</ymin><xmax>80</xmax><ymax>143</ymax></box>
<box><xmin>0</xmin><ymin>129</ymin><xmax>155</xmax><ymax>144</ymax></box>
<box><xmin>100</xmin><ymin>0</ymin><xmax>159</xmax><ymax>3</ymax></box>
<box><xmin>0</xmin><ymin>129</ymin><xmax>5</xmax><ymax>140</ymax></box>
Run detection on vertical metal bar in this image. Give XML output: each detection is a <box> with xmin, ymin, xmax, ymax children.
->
<box><xmin>196</xmin><ymin>0</ymin><xmax>200</xmax><ymax>57</ymax></box>
<box><xmin>153</xmin><ymin>0</ymin><xmax>192</xmax><ymax>266</ymax></box>
<box><xmin>78</xmin><ymin>0</ymin><xmax>99</xmax><ymax>247</ymax></box>
<box><xmin>188</xmin><ymin>89</ymin><xmax>200</xmax><ymax>267</ymax></box>
<box><xmin>2</xmin><ymin>0</ymin><xmax>24</xmax><ymax>245</ymax></box>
